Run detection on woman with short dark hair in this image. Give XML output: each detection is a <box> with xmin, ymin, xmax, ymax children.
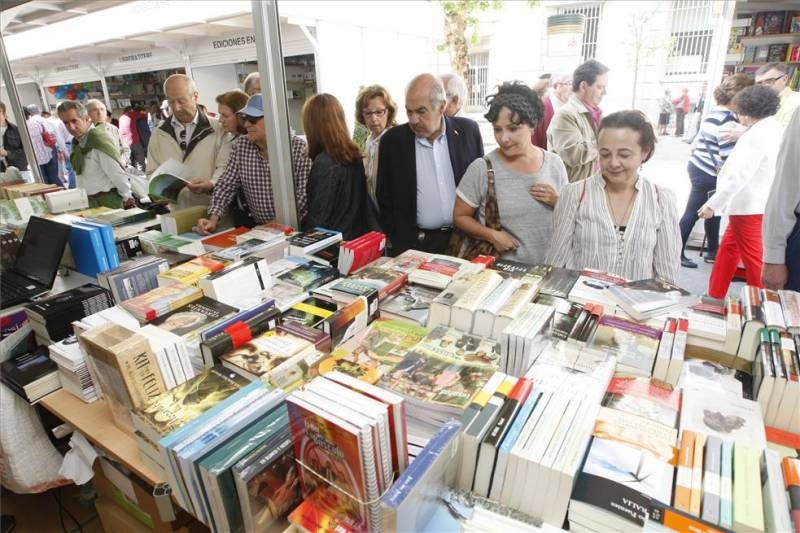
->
<box><xmin>453</xmin><ymin>81</ymin><xmax>568</xmax><ymax>263</ymax></box>
<box><xmin>698</xmin><ymin>84</ymin><xmax>784</xmax><ymax>298</ymax></box>
<box><xmin>546</xmin><ymin>110</ymin><xmax>681</xmax><ymax>282</ymax></box>
<box><xmin>678</xmin><ymin>73</ymin><xmax>753</xmax><ymax>269</ymax></box>
<box><xmin>302</xmin><ymin>93</ymin><xmax>379</xmax><ymax>239</ymax></box>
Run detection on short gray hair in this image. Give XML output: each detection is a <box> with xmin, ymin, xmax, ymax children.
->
<box><xmin>56</xmin><ymin>100</ymin><xmax>88</xmax><ymax>117</ymax></box>
<box><xmin>243</xmin><ymin>72</ymin><xmax>261</xmax><ymax>95</ymax></box>
<box><xmin>440</xmin><ymin>73</ymin><xmax>466</xmax><ymax>104</ymax></box>
<box><xmin>430</xmin><ymin>78</ymin><xmax>447</xmax><ymax>108</ymax></box>
<box><xmin>85</xmin><ymin>98</ymin><xmax>105</xmax><ymax>112</ymax></box>
<box><xmin>755</xmin><ymin>62</ymin><xmax>792</xmax><ymax>78</ymax></box>
<box><xmin>163</xmin><ymin>74</ymin><xmax>198</xmax><ymax>95</ymax></box>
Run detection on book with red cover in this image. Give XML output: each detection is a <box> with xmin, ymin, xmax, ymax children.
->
<box><xmin>189</xmin><ymin>254</ymin><xmax>226</xmax><ymax>272</ymax></box>
<box><xmin>286</xmin><ymin>392</ymin><xmax>371</xmax><ymax>532</ymax></box>
<box><xmin>201</xmin><ymin>226</ymin><xmax>249</xmax><ymax>249</ymax></box>
<box><xmin>338</xmin><ymin>231</ymin><xmax>386</xmax><ymax>275</ymax></box>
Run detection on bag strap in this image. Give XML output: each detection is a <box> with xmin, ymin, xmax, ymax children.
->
<box><xmin>483</xmin><ymin>156</ymin><xmax>502</xmax><ymax>231</ymax></box>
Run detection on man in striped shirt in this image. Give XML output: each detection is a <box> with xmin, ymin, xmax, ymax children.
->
<box><xmin>678</xmin><ymin>74</ymin><xmax>752</xmax><ymax>269</ymax></box>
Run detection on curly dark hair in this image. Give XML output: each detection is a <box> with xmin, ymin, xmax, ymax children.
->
<box><xmin>598</xmin><ymin>110</ymin><xmax>657</xmax><ymax>163</ymax></box>
<box><xmin>484</xmin><ymin>81</ymin><xmax>544</xmax><ymax>128</ymax></box>
<box><xmin>732</xmin><ymin>85</ymin><xmax>780</xmax><ymax>120</ymax></box>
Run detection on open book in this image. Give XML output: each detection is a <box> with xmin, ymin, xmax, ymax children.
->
<box><xmin>148</xmin><ymin>158</ymin><xmax>193</xmax><ymax>203</ymax></box>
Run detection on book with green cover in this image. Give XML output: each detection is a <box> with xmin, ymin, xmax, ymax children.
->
<box><xmin>199</xmin><ymin>403</ymin><xmax>290</xmax><ymax>533</ymax></box>
<box><xmin>732</xmin><ymin>442</ymin><xmax>764</xmax><ymax>533</ymax></box>
<box><xmin>131</xmin><ymin>365</ymin><xmax>250</xmax><ymax>443</ymax></box>
<box><xmin>317</xmin><ymin>319</ymin><xmax>430</xmax><ymax>383</ymax></box>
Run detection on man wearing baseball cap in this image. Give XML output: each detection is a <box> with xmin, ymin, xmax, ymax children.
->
<box><xmin>197</xmin><ymin>94</ymin><xmax>312</xmax><ymax>233</ymax></box>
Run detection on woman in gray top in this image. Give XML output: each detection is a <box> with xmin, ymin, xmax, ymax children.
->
<box><xmin>454</xmin><ymin>81</ymin><xmax>568</xmax><ymax>264</ymax></box>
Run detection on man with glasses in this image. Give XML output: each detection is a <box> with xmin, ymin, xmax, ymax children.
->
<box><xmin>146</xmin><ymin>74</ymin><xmax>230</xmax><ymax>209</ymax></box>
<box><xmin>532</xmin><ymin>71</ymin><xmax>572</xmax><ymax>149</ymax></box>
<box><xmin>755</xmin><ymin>63</ymin><xmax>800</xmax><ymax>126</ymax></box>
<box><xmin>376</xmin><ymin>73</ymin><xmax>484</xmax><ymax>255</ymax></box>
<box><xmin>196</xmin><ymin>94</ymin><xmax>313</xmax><ymax>234</ymax></box>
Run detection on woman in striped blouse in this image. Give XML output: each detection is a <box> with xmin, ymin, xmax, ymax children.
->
<box><xmin>546</xmin><ymin>111</ymin><xmax>681</xmax><ymax>283</ymax></box>
<box><xmin>678</xmin><ymin>74</ymin><xmax>752</xmax><ymax>269</ymax></box>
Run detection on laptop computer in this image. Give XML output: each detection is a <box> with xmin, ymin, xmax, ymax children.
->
<box><xmin>1</xmin><ymin>216</ymin><xmax>72</xmax><ymax>310</ymax></box>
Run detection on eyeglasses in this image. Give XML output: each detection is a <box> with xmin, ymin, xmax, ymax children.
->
<box><xmin>241</xmin><ymin>115</ymin><xmax>263</xmax><ymax>124</ymax></box>
<box><xmin>757</xmin><ymin>75</ymin><xmax>786</xmax><ymax>86</ymax></box>
<box><xmin>363</xmin><ymin>108</ymin><xmax>387</xmax><ymax>118</ymax></box>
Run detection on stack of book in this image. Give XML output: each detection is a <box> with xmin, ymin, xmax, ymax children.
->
<box><xmin>286</xmin><ymin>374</ymin><xmax>405</xmax><ymax>532</ymax></box>
<box><xmin>473</xmin><ymin>271</ymin><xmax>544</xmax><ymax>338</ymax></box>
<box><xmin>333</xmin><ymin>264</ymin><xmax>407</xmax><ymax>302</ymax></box>
<box><xmin>138</xmin><ymin>229</ymin><xmax>205</xmax><ymax>257</ymax></box>
<box><xmin>160</xmin><ymin>382</ymin><xmax>288</xmax><ymax>529</ymax></box>
<box><xmin>568</xmin><ymin>269</ymin><xmax>626</xmax><ymax>315</ymax></box>
<box><xmin>97</xmin><ymin>255</ymin><xmax>169</xmax><ymax>303</ymax></box>
<box><xmin>407</xmin><ymin>254</ymin><xmax>485</xmax><ymax>290</ymax></box>
<box><xmin>198</xmin><ymin>304</ymin><xmax>281</xmax><ymax>366</ymax></box>
<box><xmin>1</xmin><ymin>346</ymin><xmax>60</xmax><ymax>403</ymax></box>
<box><xmin>288</xmin><ymin>227</ymin><xmax>342</xmax><ymax>256</ymax></box>
<box><xmin>498</xmin><ymin>303</ymin><xmax>554</xmax><ymax>376</ymax></box>
<box><xmin>138</xmin><ymin>325</ymin><xmax>196</xmax><ymax>390</ymax></box>
<box><xmin>48</xmin><ymin>335</ymin><xmax>97</xmax><ymax>402</ymax></box>
<box><xmin>651</xmin><ymin>317</ymin><xmax>688</xmax><ymax>386</ymax></box>
<box><xmin>378</xmin><ymin>325</ymin><xmax>499</xmax><ymax>440</ymax></box>
<box><xmin>212</xmin><ymin>237</ymin><xmax>288</xmax><ymax>265</ymax></box>
<box><xmin>607</xmin><ymin>278</ymin><xmax>697</xmax><ymax>321</ymax></box>
<box><xmin>25</xmin><ymin>284</ymin><xmax>114</xmax><ymax>343</ymax></box>
<box><xmin>337</xmin><ymin>231</ymin><xmax>386</xmax><ymax>275</ymax></box>
<box><xmin>752</xmin><ymin>327</ymin><xmax>799</xmax><ymax>433</ymax></box>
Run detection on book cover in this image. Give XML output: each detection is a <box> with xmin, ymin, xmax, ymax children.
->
<box><xmin>539</xmin><ymin>267</ymin><xmax>580</xmax><ymax>298</ymax></box>
<box><xmin>601</xmin><ymin>377</ymin><xmax>680</xmax><ymax>428</ymax></box>
<box><xmin>132</xmin><ymin>365</ymin><xmax>250</xmax><ymax>441</ymax></box>
<box><xmin>680</xmin><ymin>388</ymin><xmax>766</xmax><ymax>449</ymax></box>
<box><xmin>277</xmin><ymin>259</ymin><xmax>339</xmax><ymax>292</ymax></box>
<box><xmin>234</xmin><ymin>436</ymin><xmax>301</xmax><ymax>532</ymax></box>
<box><xmin>414</xmin><ymin>326</ymin><xmax>501</xmax><ymax>367</ymax></box>
<box><xmin>201</xmin><ymin>226</ymin><xmax>250</xmax><ymax>249</ymax></box>
<box><xmin>288</xmin><ymin>228</ymin><xmax>342</xmax><ymax>254</ymax></box>
<box><xmin>379</xmin><ymin>284</ymin><xmax>442</xmax><ymax>326</ymax></box>
<box><xmin>593</xmin><ymin>406</ymin><xmax>678</xmax><ymax>463</ymax></box>
<box><xmin>491</xmin><ymin>259</ymin><xmax>550</xmax><ymax>280</ymax></box>
<box><xmin>0</xmin><ymin>346</ymin><xmax>57</xmax><ymax>391</ymax></box>
<box><xmin>317</xmin><ymin>320</ymin><xmax>429</xmax><ymax>383</ymax></box>
<box><xmin>148</xmin><ymin>158</ymin><xmax>192</xmax><ymax>203</ymax></box>
<box><xmin>151</xmin><ymin>296</ymin><xmax>237</xmax><ymax>338</ymax></box>
<box><xmin>199</xmin><ymin>307</ymin><xmax>281</xmax><ymax>366</ymax></box>
<box><xmin>347</xmin><ymin>267</ymin><xmax>408</xmax><ymax>300</ymax></box>
<box><xmin>277</xmin><ymin>321</ymin><xmax>332</xmax><ymax>353</ymax></box>
<box><xmin>322</xmin><ymin>293</ymin><xmax>379</xmax><ymax>348</ymax></box>
<box><xmin>286</xmin><ymin>393</ymin><xmax>371</xmax><ymax>532</ymax></box>
<box><xmin>589</xmin><ymin>316</ymin><xmax>661</xmax><ymax>377</ymax></box>
<box><xmin>220</xmin><ymin>330</ymin><xmax>313</xmax><ymax>380</ymax></box>
<box><xmin>120</xmin><ymin>283</ymin><xmax>203</xmax><ymax>322</ymax></box>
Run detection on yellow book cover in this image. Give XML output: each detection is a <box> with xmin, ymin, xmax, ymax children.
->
<box><xmin>158</xmin><ymin>262</ymin><xmax>211</xmax><ymax>286</ymax></box>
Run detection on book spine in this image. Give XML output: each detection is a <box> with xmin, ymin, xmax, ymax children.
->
<box><xmin>701</xmin><ymin>435</ymin><xmax>722</xmax><ymax>525</ymax></box>
<box><xmin>674</xmin><ymin>430</ymin><xmax>695</xmax><ymax>512</ymax></box>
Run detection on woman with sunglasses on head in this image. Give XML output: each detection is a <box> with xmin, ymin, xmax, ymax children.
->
<box><xmin>301</xmin><ymin>93</ymin><xmax>380</xmax><ymax>240</ymax></box>
<box><xmin>698</xmin><ymin>85</ymin><xmax>785</xmax><ymax>298</ymax></box>
<box><xmin>196</xmin><ymin>93</ymin><xmax>313</xmax><ymax>234</ymax></box>
<box><xmin>354</xmin><ymin>85</ymin><xmax>398</xmax><ymax>208</ymax></box>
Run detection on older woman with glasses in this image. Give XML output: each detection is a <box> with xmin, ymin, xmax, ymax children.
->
<box><xmin>354</xmin><ymin>85</ymin><xmax>398</xmax><ymax>206</ymax></box>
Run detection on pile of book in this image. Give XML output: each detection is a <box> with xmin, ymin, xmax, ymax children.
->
<box><xmin>48</xmin><ymin>335</ymin><xmax>97</xmax><ymax>402</ymax></box>
<box><xmin>753</xmin><ymin>327</ymin><xmax>800</xmax><ymax>433</ymax></box>
<box><xmin>25</xmin><ymin>284</ymin><xmax>114</xmax><ymax>343</ymax></box>
<box><xmin>0</xmin><ymin>346</ymin><xmax>60</xmax><ymax>403</ymax></box>
<box><xmin>96</xmin><ymin>255</ymin><xmax>169</xmax><ymax>303</ymax></box>
<box><xmin>286</xmin><ymin>373</ymin><xmax>407</xmax><ymax>532</ymax></box>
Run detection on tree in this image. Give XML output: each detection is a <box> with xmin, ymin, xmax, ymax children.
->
<box><xmin>439</xmin><ymin>0</ymin><xmax>503</xmax><ymax>101</ymax></box>
<box><xmin>627</xmin><ymin>10</ymin><xmax>674</xmax><ymax>108</ymax></box>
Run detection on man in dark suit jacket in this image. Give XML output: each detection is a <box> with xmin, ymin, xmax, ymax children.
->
<box><xmin>376</xmin><ymin>73</ymin><xmax>484</xmax><ymax>256</ymax></box>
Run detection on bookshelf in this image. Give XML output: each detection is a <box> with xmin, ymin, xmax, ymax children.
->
<box><xmin>726</xmin><ymin>7</ymin><xmax>800</xmax><ymax>89</ymax></box>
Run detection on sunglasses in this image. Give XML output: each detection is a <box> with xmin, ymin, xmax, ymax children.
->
<box><xmin>241</xmin><ymin>115</ymin><xmax>264</xmax><ymax>124</ymax></box>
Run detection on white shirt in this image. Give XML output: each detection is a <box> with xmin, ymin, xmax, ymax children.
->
<box><xmin>705</xmin><ymin>116</ymin><xmax>785</xmax><ymax>216</ymax></box>
<box><xmin>415</xmin><ymin>117</ymin><xmax>457</xmax><ymax>229</ymax></box>
<box><xmin>76</xmin><ymin>126</ymin><xmax>133</xmax><ymax>199</ymax></box>
<box><xmin>763</xmin><ymin>108</ymin><xmax>800</xmax><ymax>263</ymax></box>
<box><xmin>171</xmin><ymin>111</ymin><xmax>199</xmax><ymax>149</ymax></box>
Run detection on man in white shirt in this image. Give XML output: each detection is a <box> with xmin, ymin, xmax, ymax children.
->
<box><xmin>85</xmin><ymin>99</ymin><xmax>131</xmax><ymax>167</ymax></box>
<box><xmin>56</xmin><ymin>100</ymin><xmax>134</xmax><ymax>209</ymax></box>
<box><xmin>763</xmin><ymin>107</ymin><xmax>800</xmax><ymax>291</ymax></box>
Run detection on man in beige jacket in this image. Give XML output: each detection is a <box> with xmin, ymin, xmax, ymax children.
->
<box><xmin>547</xmin><ymin>60</ymin><xmax>609</xmax><ymax>183</ymax></box>
<box><xmin>146</xmin><ymin>74</ymin><xmax>230</xmax><ymax>209</ymax></box>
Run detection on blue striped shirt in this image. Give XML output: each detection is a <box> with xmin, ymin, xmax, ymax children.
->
<box><xmin>689</xmin><ymin>107</ymin><xmax>738</xmax><ymax>176</ymax></box>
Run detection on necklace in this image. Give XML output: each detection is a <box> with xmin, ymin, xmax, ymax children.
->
<box><xmin>606</xmin><ymin>188</ymin><xmax>637</xmax><ymax>232</ymax></box>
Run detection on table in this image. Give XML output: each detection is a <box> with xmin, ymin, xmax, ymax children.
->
<box><xmin>39</xmin><ymin>390</ymin><xmax>162</xmax><ymax>486</ymax></box>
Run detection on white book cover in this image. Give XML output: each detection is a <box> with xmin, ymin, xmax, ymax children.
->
<box><xmin>451</xmin><ymin>270</ymin><xmax>503</xmax><ymax>332</ymax></box>
<box><xmin>680</xmin><ymin>389</ymin><xmax>766</xmax><ymax>449</ymax></box>
<box><xmin>492</xmin><ymin>275</ymin><xmax>540</xmax><ymax>338</ymax></box>
<box><xmin>779</xmin><ymin>290</ymin><xmax>800</xmax><ymax>333</ymax></box>
<box><xmin>472</xmin><ymin>277</ymin><xmax>521</xmax><ymax>337</ymax></box>
<box><xmin>568</xmin><ymin>270</ymin><xmax>626</xmax><ymax>313</ymax></box>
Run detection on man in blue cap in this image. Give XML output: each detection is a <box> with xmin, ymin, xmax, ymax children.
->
<box><xmin>197</xmin><ymin>94</ymin><xmax>312</xmax><ymax>233</ymax></box>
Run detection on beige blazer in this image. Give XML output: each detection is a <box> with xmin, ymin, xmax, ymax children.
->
<box><xmin>546</xmin><ymin>94</ymin><xmax>598</xmax><ymax>183</ymax></box>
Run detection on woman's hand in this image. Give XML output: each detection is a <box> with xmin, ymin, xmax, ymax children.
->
<box><xmin>529</xmin><ymin>183</ymin><xmax>558</xmax><ymax>207</ymax></box>
<box><xmin>489</xmin><ymin>229</ymin><xmax>519</xmax><ymax>253</ymax></box>
<box><xmin>697</xmin><ymin>205</ymin><xmax>714</xmax><ymax>219</ymax></box>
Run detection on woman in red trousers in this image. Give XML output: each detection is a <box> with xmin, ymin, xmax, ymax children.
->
<box><xmin>698</xmin><ymin>85</ymin><xmax>784</xmax><ymax>298</ymax></box>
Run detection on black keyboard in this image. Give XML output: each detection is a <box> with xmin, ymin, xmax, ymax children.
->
<box><xmin>0</xmin><ymin>273</ymin><xmax>42</xmax><ymax>308</ymax></box>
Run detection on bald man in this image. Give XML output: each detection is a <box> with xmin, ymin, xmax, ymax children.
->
<box><xmin>376</xmin><ymin>73</ymin><xmax>484</xmax><ymax>255</ymax></box>
<box><xmin>146</xmin><ymin>74</ymin><xmax>231</xmax><ymax>210</ymax></box>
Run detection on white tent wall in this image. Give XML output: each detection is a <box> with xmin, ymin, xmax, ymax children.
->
<box><xmin>0</xmin><ymin>82</ymin><xmax>40</xmax><ymax>123</ymax></box>
<box><xmin>192</xmin><ymin>63</ymin><xmax>240</xmax><ymax>111</ymax></box>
